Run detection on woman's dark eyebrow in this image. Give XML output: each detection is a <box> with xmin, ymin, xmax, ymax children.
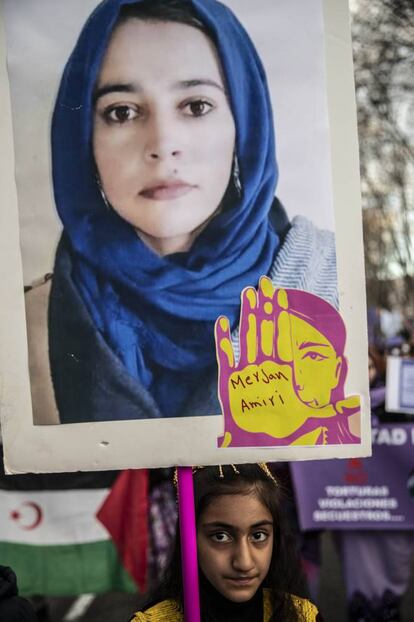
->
<box><xmin>94</xmin><ymin>82</ymin><xmax>139</xmax><ymax>102</ymax></box>
<box><xmin>94</xmin><ymin>78</ymin><xmax>223</xmax><ymax>103</ymax></box>
<box><xmin>249</xmin><ymin>520</ymin><xmax>273</xmax><ymax>529</ymax></box>
<box><xmin>175</xmin><ymin>78</ymin><xmax>224</xmax><ymax>92</ymax></box>
<box><xmin>202</xmin><ymin>520</ymin><xmax>273</xmax><ymax>530</ymax></box>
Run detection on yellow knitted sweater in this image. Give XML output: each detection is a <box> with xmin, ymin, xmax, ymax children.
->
<box><xmin>131</xmin><ymin>589</ymin><xmax>318</xmax><ymax>621</ymax></box>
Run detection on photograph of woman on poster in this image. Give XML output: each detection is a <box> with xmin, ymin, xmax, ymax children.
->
<box><xmin>20</xmin><ymin>0</ymin><xmax>358</xmax><ymax>443</ymax></box>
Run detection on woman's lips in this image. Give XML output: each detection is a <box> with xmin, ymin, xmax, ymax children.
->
<box><xmin>140</xmin><ymin>182</ymin><xmax>195</xmax><ymax>201</ymax></box>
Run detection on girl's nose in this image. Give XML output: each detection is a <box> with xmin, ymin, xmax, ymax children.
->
<box><xmin>143</xmin><ymin>114</ymin><xmax>182</xmax><ymax>163</ymax></box>
<box><xmin>232</xmin><ymin>541</ymin><xmax>255</xmax><ymax>573</ymax></box>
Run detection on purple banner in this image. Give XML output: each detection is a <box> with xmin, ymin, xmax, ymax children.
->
<box><xmin>291</xmin><ymin>423</ymin><xmax>414</xmax><ymax>530</ymax></box>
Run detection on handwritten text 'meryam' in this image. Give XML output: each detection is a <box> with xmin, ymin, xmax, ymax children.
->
<box><xmin>230</xmin><ymin>367</ymin><xmax>289</xmax><ymax>390</ymax></box>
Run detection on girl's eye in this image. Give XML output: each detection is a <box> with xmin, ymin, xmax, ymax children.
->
<box><xmin>210</xmin><ymin>532</ymin><xmax>231</xmax><ymax>543</ymax></box>
<box><xmin>251</xmin><ymin>531</ymin><xmax>268</xmax><ymax>543</ymax></box>
<box><xmin>103</xmin><ymin>105</ymin><xmax>140</xmax><ymax>124</ymax></box>
<box><xmin>182</xmin><ymin>99</ymin><xmax>213</xmax><ymax>117</ymax></box>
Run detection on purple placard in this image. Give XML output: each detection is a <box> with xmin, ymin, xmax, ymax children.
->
<box><xmin>291</xmin><ymin>423</ymin><xmax>414</xmax><ymax>530</ymax></box>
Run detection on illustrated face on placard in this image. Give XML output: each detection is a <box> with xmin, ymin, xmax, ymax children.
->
<box><xmin>215</xmin><ymin>279</ymin><xmax>361</xmax><ymax>447</ymax></box>
<box><xmin>289</xmin><ymin>314</ymin><xmax>342</xmax><ymax>408</ymax></box>
<box><xmin>0</xmin><ymin>0</ymin><xmax>369</xmax><ymax>473</ymax></box>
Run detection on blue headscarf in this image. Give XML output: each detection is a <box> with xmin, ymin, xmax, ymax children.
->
<box><xmin>51</xmin><ymin>0</ymin><xmax>279</xmax><ymax>417</ymax></box>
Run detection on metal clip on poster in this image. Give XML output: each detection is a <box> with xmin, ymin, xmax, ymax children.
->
<box><xmin>177</xmin><ymin>467</ymin><xmax>201</xmax><ymax>622</ymax></box>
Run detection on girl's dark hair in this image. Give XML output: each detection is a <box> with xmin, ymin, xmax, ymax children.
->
<box><xmin>149</xmin><ymin>464</ymin><xmax>307</xmax><ymax>622</ymax></box>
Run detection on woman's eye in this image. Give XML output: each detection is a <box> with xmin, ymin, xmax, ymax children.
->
<box><xmin>103</xmin><ymin>105</ymin><xmax>140</xmax><ymax>124</ymax></box>
<box><xmin>210</xmin><ymin>532</ymin><xmax>231</xmax><ymax>543</ymax></box>
<box><xmin>182</xmin><ymin>99</ymin><xmax>213</xmax><ymax>117</ymax></box>
<box><xmin>251</xmin><ymin>531</ymin><xmax>268</xmax><ymax>543</ymax></box>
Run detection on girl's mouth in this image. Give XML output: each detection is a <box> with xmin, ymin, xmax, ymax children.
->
<box><xmin>226</xmin><ymin>576</ymin><xmax>257</xmax><ymax>586</ymax></box>
<box><xmin>140</xmin><ymin>181</ymin><xmax>196</xmax><ymax>201</ymax></box>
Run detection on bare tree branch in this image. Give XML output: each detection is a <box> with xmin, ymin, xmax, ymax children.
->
<box><xmin>352</xmin><ymin>0</ymin><xmax>414</xmax><ymax>309</ymax></box>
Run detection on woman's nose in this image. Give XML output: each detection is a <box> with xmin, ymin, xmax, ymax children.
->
<box><xmin>232</xmin><ymin>541</ymin><xmax>255</xmax><ymax>573</ymax></box>
<box><xmin>143</xmin><ymin>114</ymin><xmax>182</xmax><ymax>163</ymax></box>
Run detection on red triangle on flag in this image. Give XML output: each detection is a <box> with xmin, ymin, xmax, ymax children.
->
<box><xmin>97</xmin><ymin>469</ymin><xmax>149</xmax><ymax>592</ymax></box>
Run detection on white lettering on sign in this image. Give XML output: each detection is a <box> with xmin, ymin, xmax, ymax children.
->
<box><xmin>318</xmin><ymin>497</ymin><xmax>398</xmax><ymax>509</ymax></box>
<box><xmin>371</xmin><ymin>427</ymin><xmax>407</xmax><ymax>445</ymax></box>
<box><xmin>312</xmin><ymin>510</ymin><xmax>403</xmax><ymax>522</ymax></box>
<box><xmin>316</xmin><ymin>484</ymin><xmax>405</xmax><ymax>523</ymax></box>
<box><xmin>325</xmin><ymin>486</ymin><xmax>389</xmax><ymax>497</ymax></box>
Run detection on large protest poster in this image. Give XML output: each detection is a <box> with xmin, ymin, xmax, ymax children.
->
<box><xmin>291</xmin><ymin>422</ymin><xmax>414</xmax><ymax>530</ymax></box>
<box><xmin>0</xmin><ymin>0</ymin><xmax>370</xmax><ymax>473</ymax></box>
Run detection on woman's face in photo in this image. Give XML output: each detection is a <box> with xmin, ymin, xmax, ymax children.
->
<box><xmin>93</xmin><ymin>18</ymin><xmax>236</xmax><ymax>255</ymax></box>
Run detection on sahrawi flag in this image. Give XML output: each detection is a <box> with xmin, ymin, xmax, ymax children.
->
<box><xmin>0</xmin><ymin>466</ymin><xmax>148</xmax><ymax>596</ymax></box>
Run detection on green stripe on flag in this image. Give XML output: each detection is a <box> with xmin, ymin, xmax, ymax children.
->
<box><xmin>0</xmin><ymin>540</ymin><xmax>137</xmax><ymax>596</ymax></box>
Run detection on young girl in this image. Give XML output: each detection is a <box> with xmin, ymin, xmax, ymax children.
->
<box><xmin>131</xmin><ymin>464</ymin><xmax>320</xmax><ymax>621</ymax></box>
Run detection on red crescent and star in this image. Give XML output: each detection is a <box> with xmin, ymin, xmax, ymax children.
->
<box><xmin>9</xmin><ymin>501</ymin><xmax>43</xmax><ymax>530</ymax></box>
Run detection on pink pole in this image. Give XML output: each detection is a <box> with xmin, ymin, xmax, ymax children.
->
<box><xmin>177</xmin><ymin>466</ymin><xmax>201</xmax><ymax>622</ymax></box>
